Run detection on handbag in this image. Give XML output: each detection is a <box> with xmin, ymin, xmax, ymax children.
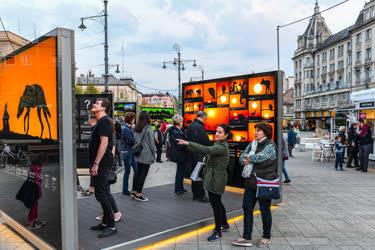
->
<box><xmin>190</xmin><ymin>157</ymin><xmax>206</xmax><ymax>181</ymax></box>
<box><xmin>133</xmin><ymin>127</ymin><xmax>147</xmax><ymax>157</ymax></box>
<box><xmin>107</xmin><ymin>170</ymin><xmax>117</xmax><ymax>185</ymax></box>
<box><xmin>255</xmin><ymin>176</ymin><xmax>280</xmax><ymax>200</ymax></box>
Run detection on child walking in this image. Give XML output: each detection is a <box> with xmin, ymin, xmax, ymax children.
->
<box><xmin>27</xmin><ymin>154</ymin><xmax>47</xmax><ymax>230</ymax></box>
<box><xmin>334</xmin><ymin>136</ymin><xmax>344</xmax><ymax>171</ymax></box>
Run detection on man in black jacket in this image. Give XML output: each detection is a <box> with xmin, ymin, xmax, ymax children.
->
<box><xmin>186</xmin><ymin>111</ymin><xmax>211</xmax><ymax>202</ymax></box>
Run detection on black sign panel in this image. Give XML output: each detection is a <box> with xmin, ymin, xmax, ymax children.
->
<box><xmin>359</xmin><ymin>101</ymin><xmax>374</xmax><ymax>108</ymax></box>
<box><xmin>75</xmin><ymin>94</ymin><xmax>113</xmax><ymax>168</ymax></box>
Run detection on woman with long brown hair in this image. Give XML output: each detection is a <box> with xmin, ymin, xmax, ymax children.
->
<box><xmin>131</xmin><ymin>111</ymin><xmax>156</xmax><ymax>201</ymax></box>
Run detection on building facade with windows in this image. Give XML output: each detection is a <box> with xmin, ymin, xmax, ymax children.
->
<box><xmin>293</xmin><ymin>1</ymin><xmax>375</xmax><ymax>129</ymax></box>
<box><xmin>0</xmin><ymin>31</ymin><xmax>29</xmax><ymax>59</ymax></box>
<box><xmin>76</xmin><ymin>74</ymin><xmax>143</xmax><ymax>104</ymax></box>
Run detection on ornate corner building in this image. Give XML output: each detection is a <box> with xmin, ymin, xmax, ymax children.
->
<box><xmin>293</xmin><ymin>1</ymin><xmax>375</xmax><ymax>129</ymax></box>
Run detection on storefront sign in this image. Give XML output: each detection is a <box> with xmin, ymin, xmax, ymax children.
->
<box><xmin>351</xmin><ymin>89</ymin><xmax>375</xmax><ymax>102</ymax></box>
<box><xmin>359</xmin><ymin>101</ymin><xmax>375</xmax><ymax>108</ymax></box>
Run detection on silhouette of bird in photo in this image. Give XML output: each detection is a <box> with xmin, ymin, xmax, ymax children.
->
<box><xmin>221</xmin><ymin>85</ymin><xmax>226</xmax><ymax>95</ymax></box>
<box><xmin>208</xmin><ymin>88</ymin><xmax>215</xmax><ymax>99</ymax></box>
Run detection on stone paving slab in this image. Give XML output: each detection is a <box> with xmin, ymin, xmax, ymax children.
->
<box><xmin>136</xmin><ymin>149</ymin><xmax>375</xmax><ymax>250</ymax></box>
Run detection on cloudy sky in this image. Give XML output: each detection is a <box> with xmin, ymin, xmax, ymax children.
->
<box><xmin>0</xmin><ymin>0</ymin><xmax>365</xmax><ymax>94</ymax></box>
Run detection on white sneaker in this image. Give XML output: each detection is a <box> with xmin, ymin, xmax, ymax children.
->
<box><xmin>114</xmin><ymin>212</ymin><xmax>122</xmax><ymax>222</ymax></box>
<box><xmin>96</xmin><ymin>213</ymin><xmax>122</xmax><ymax>222</ymax></box>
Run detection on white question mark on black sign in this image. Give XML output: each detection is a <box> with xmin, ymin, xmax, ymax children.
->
<box><xmin>84</xmin><ymin>100</ymin><xmax>91</xmax><ymax>110</ymax></box>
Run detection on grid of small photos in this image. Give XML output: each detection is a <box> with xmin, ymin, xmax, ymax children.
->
<box><xmin>183</xmin><ymin>74</ymin><xmax>276</xmax><ymax>142</ymax></box>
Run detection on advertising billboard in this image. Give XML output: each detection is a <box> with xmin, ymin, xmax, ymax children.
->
<box><xmin>0</xmin><ymin>29</ymin><xmax>76</xmax><ymax>249</ymax></box>
<box><xmin>0</xmin><ymin>37</ymin><xmax>58</xmax><ymax>140</ymax></box>
<box><xmin>140</xmin><ymin>107</ymin><xmax>174</xmax><ymax>125</ymax></box>
<box><xmin>114</xmin><ymin>101</ymin><xmax>137</xmax><ymax>117</ymax></box>
<box><xmin>182</xmin><ymin>71</ymin><xmax>282</xmax><ymax>187</ymax></box>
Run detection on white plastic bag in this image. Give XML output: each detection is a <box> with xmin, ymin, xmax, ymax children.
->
<box><xmin>190</xmin><ymin>162</ymin><xmax>204</xmax><ymax>181</ymax></box>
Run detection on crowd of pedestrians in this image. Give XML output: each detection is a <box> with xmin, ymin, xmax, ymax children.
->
<box><xmin>83</xmin><ymin>98</ymin><xmax>280</xmax><ymax>247</ymax></box>
<box><xmin>337</xmin><ymin>119</ymin><xmax>373</xmax><ymax>172</ymax></box>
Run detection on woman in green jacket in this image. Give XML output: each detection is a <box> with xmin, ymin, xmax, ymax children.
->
<box><xmin>177</xmin><ymin>124</ymin><xmax>230</xmax><ymax>242</ymax></box>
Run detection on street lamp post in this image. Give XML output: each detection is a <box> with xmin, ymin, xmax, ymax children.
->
<box><xmin>162</xmin><ymin>44</ymin><xmax>197</xmax><ymax>113</ymax></box>
<box><xmin>197</xmin><ymin>65</ymin><xmax>204</xmax><ymax>80</ymax></box>
<box><xmin>79</xmin><ymin>0</ymin><xmax>110</xmax><ymax>93</ymax></box>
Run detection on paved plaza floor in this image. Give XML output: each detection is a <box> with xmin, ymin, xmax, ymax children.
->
<box><xmin>124</xmin><ymin>149</ymin><xmax>375</xmax><ymax>250</ymax></box>
<box><xmin>1</xmin><ymin>144</ymin><xmax>375</xmax><ymax>249</ymax></box>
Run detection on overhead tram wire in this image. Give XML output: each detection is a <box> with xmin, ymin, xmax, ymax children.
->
<box><xmin>279</xmin><ymin>0</ymin><xmax>350</xmax><ymax>29</ymax></box>
<box><xmin>134</xmin><ymin>81</ymin><xmax>178</xmax><ymax>93</ymax></box>
<box><xmin>0</xmin><ymin>17</ymin><xmax>16</xmax><ymax>52</ymax></box>
<box><xmin>76</xmin><ymin>43</ymin><xmax>104</xmax><ymax>50</ymax></box>
<box><xmin>277</xmin><ymin>0</ymin><xmax>350</xmax><ymax>69</ymax></box>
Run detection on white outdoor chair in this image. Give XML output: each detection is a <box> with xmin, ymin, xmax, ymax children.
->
<box><xmin>322</xmin><ymin>142</ymin><xmax>335</xmax><ymax>162</ymax></box>
<box><xmin>312</xmin><ymin>143</ymin><xmax>324</xmax><ymax>162</ymax></box>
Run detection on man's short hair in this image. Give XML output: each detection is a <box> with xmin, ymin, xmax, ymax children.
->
<box><xmin>97</xmin><ymin>98</ymin><xmax>111</xmax><ymax>114</ymax></box>
<box><xmin>196</xmin><ymin>111</ymin><xmax>207</xmax><ymax>119</ymax></box>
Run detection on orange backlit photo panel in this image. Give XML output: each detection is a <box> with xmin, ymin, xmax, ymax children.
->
<box><xmin>193</xmin><ymin>102</ymin><xmax>203</xmax><ymax>112</ymax></box>
<box><xmin>230</xmin><ymin>110</ymin><xmax>249</xmax><ymax>121</ymax></box>
<box><xmin>0</xmin><ymin>36</ymin><xmax>58</xmax><ymax>140</ymax></box>
<box><xmin>261</xmin><ymin>100</ymin><xmax>275</xmax><ymax>119</ymax></box>
<box><xmin>230</xmin><ymin>94</ymin><xmax>247</xmax><ymax>108</ymax></box>
<box><xmin>204</xmin><ymin>107</ymin><xmax>229</xmax><ymax>131</ymax></box>
<box><xmin>184</xmin><ymin>84</ymin><xmax>203</xmax><ymax>99</ymax></box>
<box><xmin>217</xmin><ymin>81</ymin><xmax>229</xmax><ymax>106</ymax></box>
<box><xmin>183</xmin><ymin>114</ymin><xmax>196</xmax><ymax>127</ymax></box>
<box><xmin>184</xmin><ymin>103</ymin><xmax>194</xmax><ymax>113</ymax></box>
<box><xmin>248</xmin><ymin>122</ymin><xmax>275</xmax><ymax>141</ymax></box>
<box><xmin>231</xmin><ymin>131</ymin><xmax>248</xmax><ymax>142</ymax></box>
<box><xmin>230</xmin><ymin>78</ymin><xmax>248</xmax><ymax>93</ymax></box>
<box><xmin>248</xmin><ymin>100</ymin><xmax>261</xmax><ymax>117</ymax></box>
<box><xmin>204</xmin><ymin>82</ymin><xmax>217</xmax><ymax>104</ymax></box>
<box><xmin>248</xmin><ymin>76</ymin><xmax>275</xmax><ymax>96</ymax></box>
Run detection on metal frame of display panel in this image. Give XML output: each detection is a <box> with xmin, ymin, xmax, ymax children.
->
<box><xmin>55</xmin><ymin>28</ymin><xmax>78</xmax><ymax>250</ymax></box>
<box><xmin>182</xmin><ymin>71</ymin><xmax>284</xmax><ymax>199</ymax></box>
<box><xmin>0</xmin><ymin>28</ymin><xmax>77</xmax><ymax>249</ymax></box>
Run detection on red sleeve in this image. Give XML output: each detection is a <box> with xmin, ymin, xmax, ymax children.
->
<box><xmin>359</xmin><ymin>125</ymin><xmax>369</xmax><ymax>137</ymax></box>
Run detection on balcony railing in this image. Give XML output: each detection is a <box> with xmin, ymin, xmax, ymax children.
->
<box><xmin>304</xmin><ymin>62</ymin><xmax>314</xmax><ymax>68</ymax></box>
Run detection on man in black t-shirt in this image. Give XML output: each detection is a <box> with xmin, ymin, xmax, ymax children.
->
<box><xmin>89</xmin><ymin>98</ymin><xmax>118</xmax><ymax>238</ymax></box>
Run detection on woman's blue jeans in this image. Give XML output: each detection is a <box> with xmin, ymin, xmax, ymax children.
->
<box><xmin>122</xmin><ymin>151</ymin><xmax>137</xmax><ymax>194</ymax></box>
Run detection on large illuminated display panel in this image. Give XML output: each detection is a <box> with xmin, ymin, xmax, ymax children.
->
<box><xmin>140</xmin><ymin>107</ymin><xmax>174</xmax><ymax>126</ymax></box>
<box><xmin>182</xmin><ymin>71</ymin><xmax>282</xmax><ymax>188</ymax></box>
<box><xmin>0</xmin><ymin>29</ymin><xmax>75</xmax><ymax>249</ymax></box>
